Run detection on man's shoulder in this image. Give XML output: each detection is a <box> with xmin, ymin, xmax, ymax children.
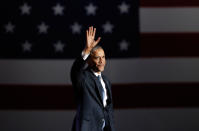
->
<box><xmin>102</xmin><ymin>74</ymin><xmax>111</xmax><ymax>84</ymax></box>
<box><xmin>102</xmin><ymin>73</ymin><xmax>109</xmax><ymax>80</ymax></box>
<box><xmin>79</xmin><ymin>68</ymin><xmax>93</xmax><ymax>80</ymax></box>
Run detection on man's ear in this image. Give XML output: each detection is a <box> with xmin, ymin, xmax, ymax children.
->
<box><xmin>86</xmin><ymin>56</ymin><xmax>91</xmax><ymax>65</ymax></box>
<box><xmin>87</xmin><ymin>56</ymin><xmax>94</xmax><ymax>67</ymax></box>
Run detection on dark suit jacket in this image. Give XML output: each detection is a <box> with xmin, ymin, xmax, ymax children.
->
<box><xmin>70</xmin><ymin>56</ymin><xmax>115</xmax><ymax>131</ymax></box>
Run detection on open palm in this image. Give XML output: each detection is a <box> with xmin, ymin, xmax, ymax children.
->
<box><xmin>86</xmin><ymin>26</ymin><xmax>101</xmax><ymax>51</ymax></box>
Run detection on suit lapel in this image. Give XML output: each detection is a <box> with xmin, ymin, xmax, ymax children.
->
<box><xmin>87</xmin><ymin>68</ymin><xmax>112</xmax><ymax>107</ymax></box>
<box><xmin>94</xmin><ymin>76</ymin><xmax>104</xmax><ymax>105</ymax></box>
<box><xmin>87</xmin><ymin>69</ymin><xmax>104</xmax><ymax>107</ymax></box>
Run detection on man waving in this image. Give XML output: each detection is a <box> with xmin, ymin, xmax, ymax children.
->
<box><xmin>71</xmin><ymin>26</ymin><xmax>115</xmax><ymax>131</ymax></box>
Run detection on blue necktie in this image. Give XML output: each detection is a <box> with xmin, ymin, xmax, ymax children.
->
<box><xmin>97</xmin><ymin>75</ymin><xmax>105</xmax><ymax>103</ymax></box>
<box><xmin>97</xmin><ymin>75</ymin><xmax>106</xmax><ymax>130</ymax></box>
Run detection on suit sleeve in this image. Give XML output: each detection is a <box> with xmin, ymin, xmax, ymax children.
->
<box><xmin>70</xmin><ymin>55</ymin><xmax>88</xmax><ymax>89</ymax></box>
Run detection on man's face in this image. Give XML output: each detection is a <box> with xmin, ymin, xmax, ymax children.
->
<box><xmin>88</xmin><ymin>48</ymin><xmax>106</xmax><ymax>73</ymax></box>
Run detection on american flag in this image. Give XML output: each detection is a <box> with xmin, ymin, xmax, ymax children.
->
<box><xmin>0</xmin><ymin>0</ymin><xmax>139</xmax><ymax>59</ymax></box>
<box><xmin>0</xmin><ymin>0</ymin><xmax>199</xmax><ymax>110</ymax></box>
<box><xmin>1</xmin><ymin>0</ymin><xmax>199</xmax><ymax>131</ymax></box>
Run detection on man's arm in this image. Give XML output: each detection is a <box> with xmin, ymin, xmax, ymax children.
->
<box><xmin>70</xmin><ymin>26</ymin><xmax>101</xmax><ymax>85</ymax></box>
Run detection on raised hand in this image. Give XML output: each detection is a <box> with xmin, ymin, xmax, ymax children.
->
<box><xmin>84</xmin><ymin>26</ymin><xmax>101</xmax><ymax>54</ymax></box>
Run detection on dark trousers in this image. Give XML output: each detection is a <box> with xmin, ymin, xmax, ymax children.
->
<box><xmin>104</xmin><ymin>125</ymin><xmax>111</xmax><ymax>131</ymax></box>
<box><xmin>104</xmin><ymin>110</ymin><xmax>111</xmax><ymax>131</ymax></box>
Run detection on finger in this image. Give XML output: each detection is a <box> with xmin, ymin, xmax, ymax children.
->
<box><xmin>95</xmin><ymin>37</ymin><xmax>101</xmax><ymax>45</ymax></box>
<box><xmin>86</xmin><ymin>30</ymin><xmax>88</xmax><ymax>38</ymax></box>
<box><xmin>93</xmin><ymin>28</ymin><xmax>96</xmax><ymax>38</ymax></box>
<box><xmin>89</xmin><ymin>26</ymin><xmax>91</xmax><ymax>36</ymax></box>
<box><xmin>91</xmin><ymin>26</ymin><xmax>93</xmax><ymax>36</ymax></box>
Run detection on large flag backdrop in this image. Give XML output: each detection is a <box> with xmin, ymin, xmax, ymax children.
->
<box><xmin>0</xmin><ymin>0</ymin><xmax>199</xmax><ymax>109</ymax></box>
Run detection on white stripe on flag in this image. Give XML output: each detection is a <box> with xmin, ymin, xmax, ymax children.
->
<box><xmin>0</xmin><ymin>58</ymin><xmax>199</xmax><ymax>84</ymax></box>
<box><xmin>140</xmin><ymin>8</ymin><xmax>199</xmax><ymax>32</ymax></box>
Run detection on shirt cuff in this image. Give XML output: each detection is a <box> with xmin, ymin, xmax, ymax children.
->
<box><xmin>81</xmin><ymin>51</ymin><xmax>90</xmax><ymax>60</ymax></box>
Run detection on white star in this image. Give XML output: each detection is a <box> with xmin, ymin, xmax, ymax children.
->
<box><xmin>102</xmin><ymin>21</ymin><xmax>114</xmax><ymax>33</ymax></box>
<box><xmin>118</xmin><ymin>1</ymin><xmax>130</xmax><ymax>14</ymax></box>
<box><xmin>4</xmin><ymin>22</ymin><xmax>15</xmax><ymax>33</ymax></box>
<box><xmin>119</xmin><ymin>40</ymin><xmax>129</xmax><ymax>51</ymax></box>
<box><xmin>37</xmin><ymin>22</ymin><xmax>49</xmax><ymax>34</ymax></box>
<box><xmin>19</xmin><ymin>3</ymin><xmax>31</xmax><ymax>15</ymax></box>
<box><xmin>85</xmin><ymin>3</ymin><xmax>97</xmax><ymax>16</ymax></box>
<box><xmin>22</xmin><ymin>40</ymin><xmax>32</xmax><ymax>52</ymax></box>
<box><xmin>70</xmin><ymin>22</ymin><xmax>82</xmax><ymax>34</ymax></box>
<box><xmin>54</xmin><ymin>41</ymin><xmax>65</xmax><ymax>53</ymax></box>
<box><xmin>52</xmin><ymin>3</ymin><xmax>65</xmax><ymax>16</ymax></box>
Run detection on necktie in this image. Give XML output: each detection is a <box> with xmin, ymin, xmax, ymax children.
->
<box><xmin>97</xmin><ymin>75</ymin><xmax>106</xmax><ymax>130</ymax></box>
<box><xmin>97</xmin><ymin>75</ymin><xmax>105</xmax><ymax>105</ymax></box>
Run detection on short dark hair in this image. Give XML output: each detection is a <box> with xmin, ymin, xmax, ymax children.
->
<box><xmin>90</xmin><ymin>45</ymin><xmax>103</xmax><ymax>56</ymax></box>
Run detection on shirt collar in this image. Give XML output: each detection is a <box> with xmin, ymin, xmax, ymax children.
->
<box><xmin>91</xmin><ymin>69</ymin><xmax>101</xmax><ymax>77</ymax></box>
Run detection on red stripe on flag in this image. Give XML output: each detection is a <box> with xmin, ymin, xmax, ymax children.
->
<box><xmin>141</xmin><ymin>0</ymin><xmax>199</xmax><ymax>7</ymax></box>
<box><xmin>140</xmin><ymin>33</ymin><xmax>199</xmax><ymax>57</ymax></box>
<box><xmin>0</xmin><ymin>83</ymin><xmax>199</xmax><ymax>110</ymax></box>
